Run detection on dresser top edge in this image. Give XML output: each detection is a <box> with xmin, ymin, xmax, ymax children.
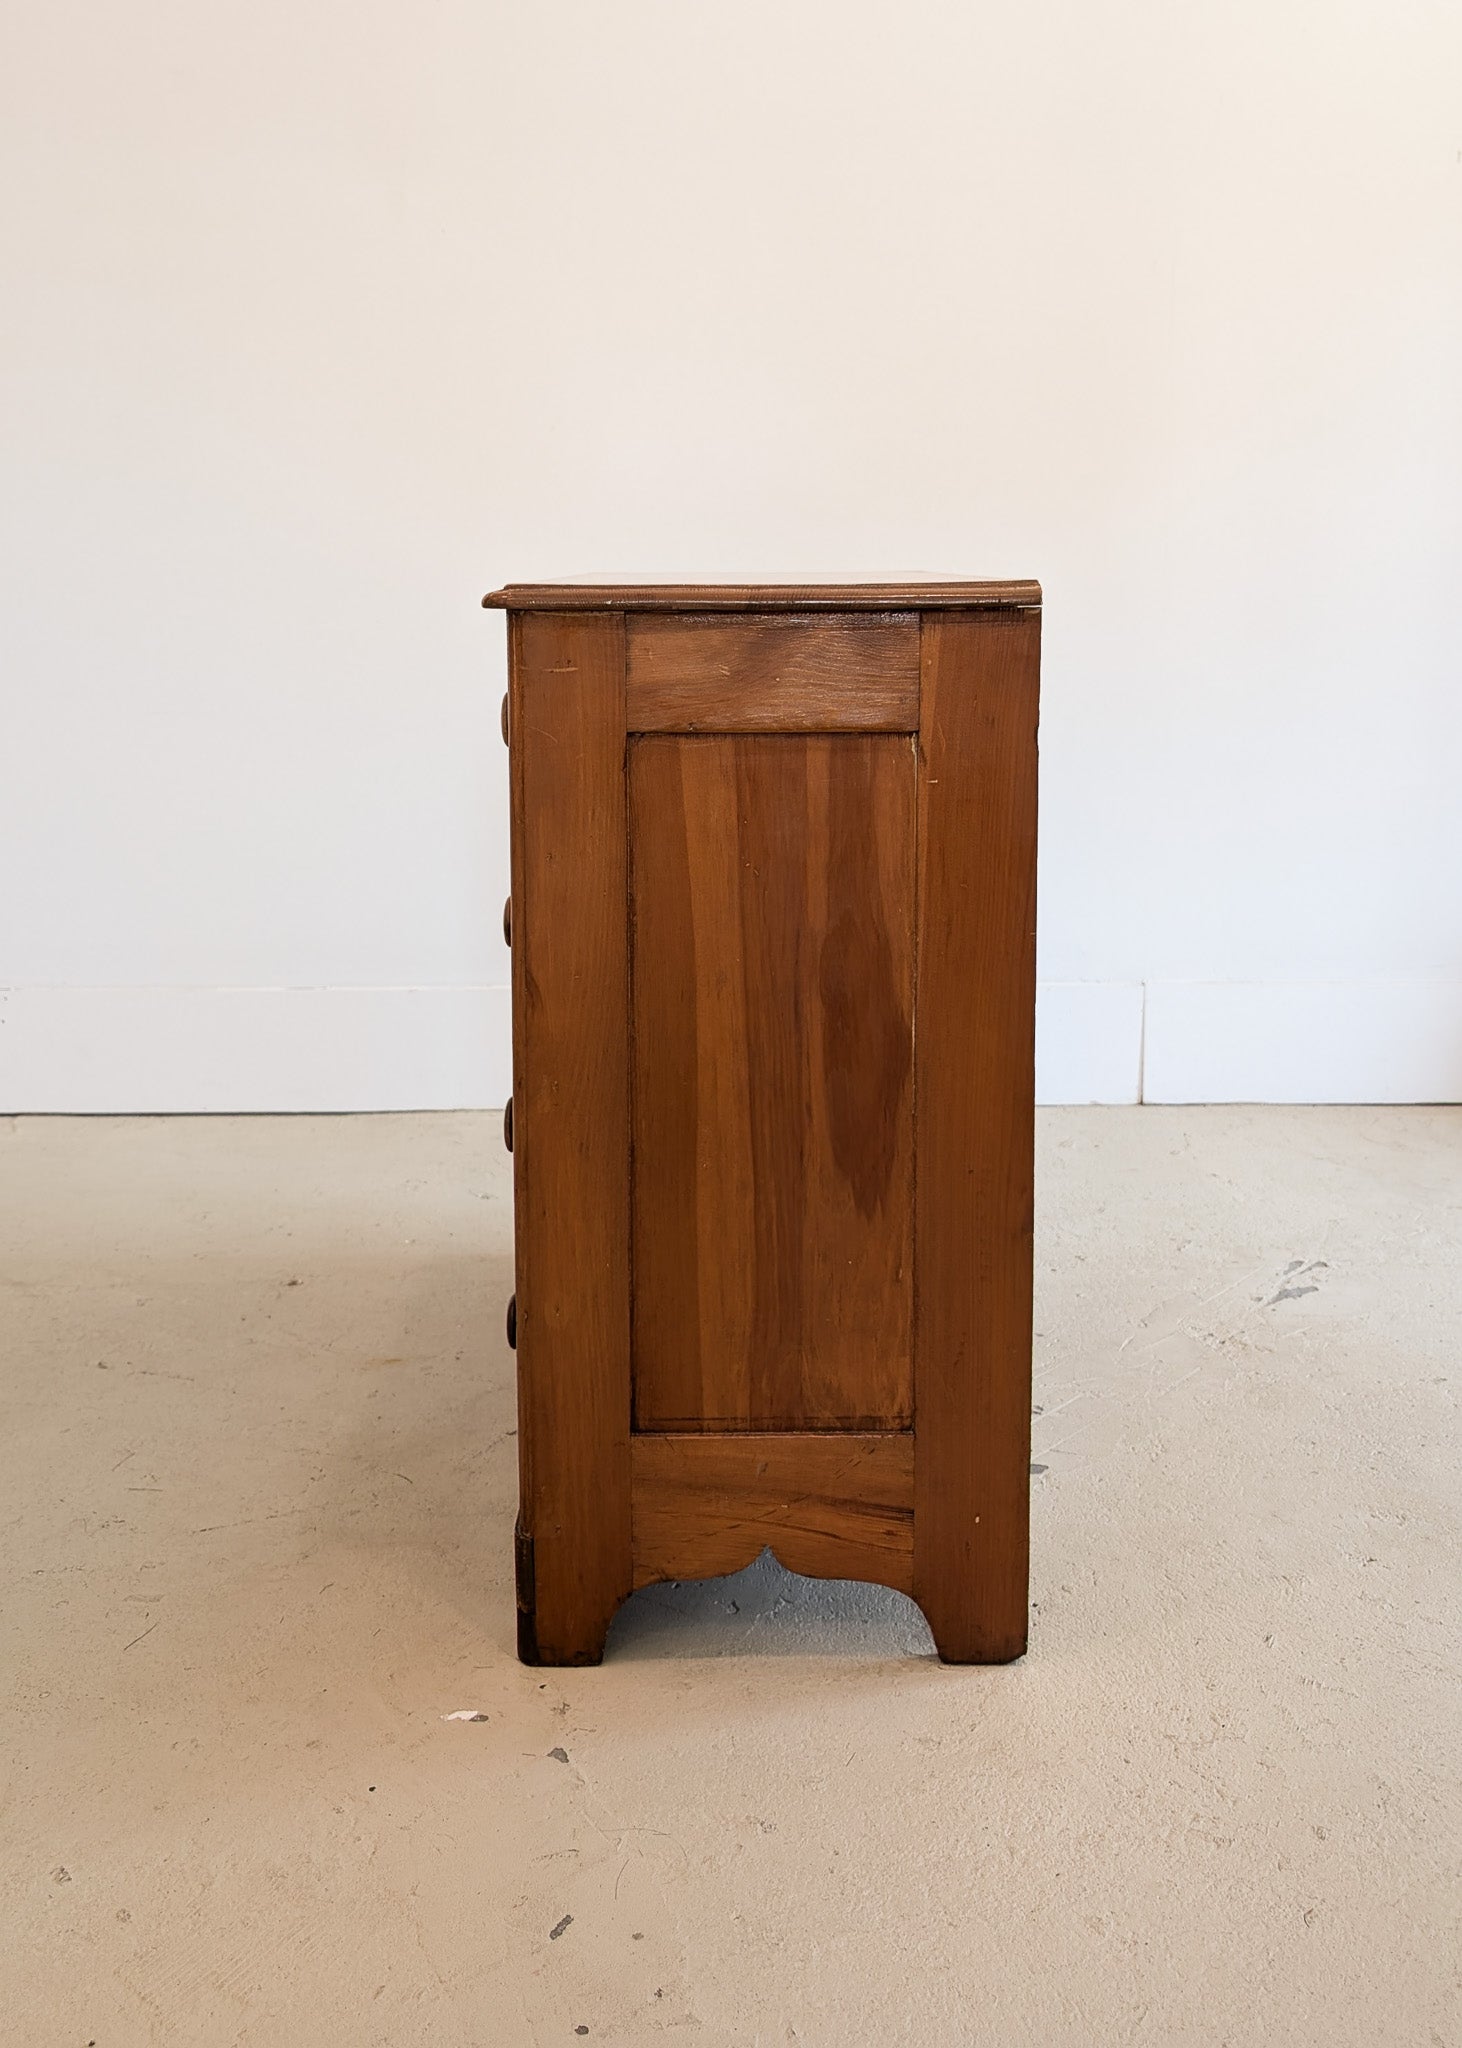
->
<box><xmin>482</xmin><ymin>580</ymin><xmax>1041</xmax><ymax>613</ymax></box>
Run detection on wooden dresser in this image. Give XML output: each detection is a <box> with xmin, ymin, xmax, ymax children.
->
<box><xmin>483</xmin><ymin>581</ymin><xmax>1041</xmax><ymax>1664</ymax></box>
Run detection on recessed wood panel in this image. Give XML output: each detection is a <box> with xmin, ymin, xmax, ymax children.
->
<box><xmin>629</xmin><ymin>734</ymin><xmax>915</xmax><ymax>1432</ymax></box>
<box><xmin>626</xmin><ymin>612</ymin><xmax>919</xmax><ymax>731</ymax></box>
<box><xmin>630</xmin><ymin>1432</ymin><xmax>915</xmax><ymax>1591</ymax></box>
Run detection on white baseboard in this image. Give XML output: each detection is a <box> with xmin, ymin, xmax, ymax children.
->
<box><xmin>0</xmin><ymin>985</ymin><xmax>512</xmax><ymax>1113</ymax></box>
<box><xmin>2</xmin><ymin>980</ymin><xmax>1143</xmax><ymax>1112</ymax></box>
<box><xmin>1143</xmin><ymin>979</ymin><xmax>1462</xmax><ymax>1104</ymax></box>
<box><xmin>2</xmin><ymin>978</ymin><xmax>1457</xmax><ymax>1112</ymax></box>
<box><xmin>1035</xmin><ymin>982</ymin><xmax>1144</xmax><ymax>1104</ymax></box>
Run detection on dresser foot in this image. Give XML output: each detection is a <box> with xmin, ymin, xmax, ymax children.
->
<box><xmin>919</xmin><ymin>1595</ymin><xmax>1028</xmax><ymax>1667</ymax></box>
<box><xmin>514</xmin><ymin>1517</ymin><xmax>619</xmax><ymax>1666</ymax></box>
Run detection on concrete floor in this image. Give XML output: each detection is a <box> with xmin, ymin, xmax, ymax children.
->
<box><xmin>2</xmin><ymin>1108</ymin><xmax>1458</xmax><ymax>2046</ymax></box>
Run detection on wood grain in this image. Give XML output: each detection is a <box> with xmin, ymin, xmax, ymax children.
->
<box><xmin>913</xmin><ymin>609</ymin><xmax>1040</xmax><ymax>1664</ymax></box>
<box><xmin>629</xmin><ymin>734</ymin><xmax>915</xmax><ymax>1432</ymax></box>
<box><xmin>485</xmin><ymin>580</ymin><xmax>1041</xmax><ymax>613</ymax></box>
<box><xmin>630</xmin><ymin>1432</ymin><xmax>914</xmax><ymax>1592</ymax></box>
<box><xmin>509</xmin><ymin>610</ymin><xmax>632</xmax><ymax>1665</ymax></box>
<box><xmin>625</xmin><ymin>613</ymin><xmax>918</xmax><ymax>731</ymax></box>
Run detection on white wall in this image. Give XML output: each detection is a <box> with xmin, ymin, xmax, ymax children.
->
<box><xmin>3</xmin><ymin>0</ymin><xmax>1459</xmax><ymax>1110</ymax></box>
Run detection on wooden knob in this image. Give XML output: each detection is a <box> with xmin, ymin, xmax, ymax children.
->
<box><xmin>500</xmin><ymin>693</ymin><xmax>510</xmax><ymax>746</ymax></box>
<box><xmin>506</xmin><ymin>1293</ymin><xmax>517</xmax><ymax>1348</ymax></box>
<box><xmin>503</xmin><ymin>1096</ymin><xmax>513</xmax><ymax>1152</ymax></box>
<box><xmin>502</xmin><ymin>896</ymin><xmax>512</xmax><ymax>946</ymax></box>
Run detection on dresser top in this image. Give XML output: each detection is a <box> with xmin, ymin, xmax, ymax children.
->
<box><xmin>482</xmin><ymin>578</ymin><xmax>1040</xmax><ymax>613</ymax></box>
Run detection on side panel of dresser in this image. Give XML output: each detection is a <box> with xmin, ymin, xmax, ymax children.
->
<box><xmin>504</xmin><ymin>601</ymin><xmax>1039</xmax><ymax>1664</ymax></box>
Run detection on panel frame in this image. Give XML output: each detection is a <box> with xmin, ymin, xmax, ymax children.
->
<box><xmin>509</xmin><ymin>611</ymin><xmax>633</xmax><ymax>1665</ymax></box>
<box><xmin>625</xmin><ymin>611</ymin><xmax>919</xmax><ymax>732</ymax></box>
<box><xmin>912</xmin><ymin>608</ymin><xmax>1040</xmax><ymax>1662</ymax></box>
<box><xmin>630</xmin><ymin>1431</ymin><xmax>915</xmax><ymax>1592</ymax></box>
